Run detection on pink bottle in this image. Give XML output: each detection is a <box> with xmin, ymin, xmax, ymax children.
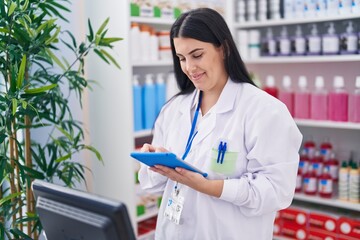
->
<box><xmin>263</xmin><ymin>75</ymin><xmax>278</xmax><ymax>98</ymax></box>
<box><xmin>294</xmin><ymin>76</ymin><xmax>310</xmax><ymax>119</ymax></box>
<box><xmin>348</xmin><ymin>76</ymin><xmax>360</xmax><ymax>123</ymax></box>
<box><xmin>278</xmin><ymin>75</ymin><xmax>294</xmax><ymax>116</ymax></box>
<box><xmin>310</xmin><ymin>76</ymin><xmax>328</xmax><ymax>120</ymax></box>
<box><xmin>328</xmin><ymin>76</ymin><xmax>348</xmax><ymax>122</ymax></box>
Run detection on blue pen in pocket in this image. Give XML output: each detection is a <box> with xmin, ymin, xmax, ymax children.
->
<box><xmin>220</xmin><ymin>142</ymin><xmax>227</xmax><ymax>164</ymax></box>
<box><xmin>217</xmin><ymin>141</ymin><xmax>223</xmax><ymax>163</ymax></box>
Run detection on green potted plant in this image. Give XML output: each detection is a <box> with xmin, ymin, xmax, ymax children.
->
<box><xmin>0</xmin><ymin>0</ymin><xmax>122</xmax><ymax>238</ymax></box>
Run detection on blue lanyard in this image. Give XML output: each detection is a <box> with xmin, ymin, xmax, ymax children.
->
<box><xmin>181</xmin><ymin>91</ymin><xmax>203</xmax><ymax>160</ymax></box>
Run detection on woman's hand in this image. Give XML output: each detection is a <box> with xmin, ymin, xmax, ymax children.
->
<box><xmin>150</xmin><ymin>165</ymin><xmax>223</xmax><ymax>198</ymax></box>
<box><xmin>140</xmin><ymin>143</ymin><xmax>168</xmax><ymax>153</ymax></box>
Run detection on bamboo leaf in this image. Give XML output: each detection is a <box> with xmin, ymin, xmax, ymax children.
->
<box><xmin>95</xmin><ymin>34</ymin><xmax>101</xmax><ymax>46</ymax></box>
<box><xmin>10</xmin><ymin>228</ymin><xmax>31</xmax><ymax>239</ymax></box>
<box><xmin>12</xmin><ymin>98</ymin><xmax>17</xmax><ymax>115</ymax></box>
<box><xmin>24</xmin><ymin>83</ymin><xmax>57</xmax><ymax>94</ymax></box>
<box><xmin>93</xmin><ymin>49</ymin><xmax>109</xmax><ymax>64</ymax></box>
<box><xmin>0</xmin><ymin>192</ymin><xmax>22</xmax><ymax>205</ymax></box>
<box><xmin>100</xmin><ymin>37</ymin><xmax>123</xmax><ymax>45</ymax></box>
<box><xmin>56</xmin><ymin>126</ymin><xmax>73</xmax><ymax>141</ymax></box>
<box><xmin>84</xmin><ymin>145</ymin><xmax>103</xmax><ymax>162</ymax></box>
<box><xmin>96</xmin><ymin>17</ymin><xmax>109</xmax><ymax>36</ymax></box>
<box><xmin>45</xmin><ymin>26</ymin><xmax>61</xmax><ymax>45</ymax></box>
<box><xmin>87</xmin><ymin>19</ymin><xmax>94</xmax><ymax>42</ymax></box>
<box><xmin>55</xmin><ymin>153</ymin><xmax>71</xmax><ymax>163</ymax></box>
<box><xmin>21</xmin><ymin>100</ymin><xmax>27</xmax><ymax>109</ymax></box>
<box><xmin>21</xmin><ymin>0</ymin><xmax>29</xmax><ymax>11</ymax></box>
<box><xmin>45</xmin><ymin>49</ymin><xmax>66</xmax><ymax>71</ymax></box>
<box><xmin>8</xmin><ymin>2</ymin><xmax>17</xmax><ymax>16</ymax></box>
<box><xmin>0</xmin><ymin>28</ymin><xmax>10</xmax><ymax>34</ymax></box>
<box><xmin>100</xmin><ymin>49</ymin><xmax>121</xmax><ymax>69</ymax></box>
<box><xmin>17</xmin><ymin>55</ymin><xmax>27</xmax><ymax>89</ymax></box>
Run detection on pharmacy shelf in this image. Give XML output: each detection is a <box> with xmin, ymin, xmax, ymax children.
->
<box><xmin>234</xmin><ymin>13</ymin><xmax>360</xmax><ymax>29</ymax></box>
<box><xmin>130</xmin><ymin>16</ymin><xmax>174</xmax><ymax>26</ymax></box>
<box><xmin>293</xmin><ymin>193</ymin><xmax>360</xmax><ymax>212</ymax></box>
<box><xmin>134</xmin><ymin>129</ymin><xmax>153</xmax><ymax>138</ymax></box>
<box><xmin>137</xmin><ymin>209</ymin><xmax>159</xmax><ymax>223</ymax></box>
<box><xmin>245</xmin><ymin>55</ymin><xmax>360</xmax><ymax>64</ymax></box>
<box><xmin>132</xmin><ymin>60</ymin><xmax>173</xmax><ymax>67</ymax></box>
<box><xmin>137</xmin><ymin>229</ymin><xmax>155</xmax><ymax>240</ymax></box>
<box><xmin>295</xmin><ymin>119</ymin><xmax>360</xmax><ymax>130</ymax></box>
<box><xmin>273</xmin><ymin>237</ymin><xmax>292</xmax><ymax>240</ymax></box>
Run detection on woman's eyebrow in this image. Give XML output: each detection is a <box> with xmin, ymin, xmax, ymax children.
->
<box><xmin>176</xmin><ymin>48</ymin><xmax>204</xmax><ymax>57</ymax></box>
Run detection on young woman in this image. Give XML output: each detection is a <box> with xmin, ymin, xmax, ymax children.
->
<box><xmin>138</xmin><ymin>8</ymin><xmax>302</xmax><ymax>239</ymax></box>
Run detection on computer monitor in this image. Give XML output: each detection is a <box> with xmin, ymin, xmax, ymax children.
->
<box><xmin>32</xmin><ymin>179</ymin><xmax>136</xmax><ymax>240</ymax></box>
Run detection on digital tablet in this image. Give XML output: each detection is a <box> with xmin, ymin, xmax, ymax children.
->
<box><xmin>130</xmin><ymin>152</ymin><xmax>208</xmax><ymax>178</ymax></box>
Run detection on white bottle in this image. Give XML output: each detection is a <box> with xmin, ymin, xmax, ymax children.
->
<box><xmin>322</xmin><ymin>22</ymin><xmax>340</xmax><ymax>55</ymax></box>
<box><xmin>294</xmin><ymin>0</ymin><xmax>305</xmax><ymax>18</ymax></box>
<box><xmin>249</xmin><ymin>30</ymin><xmax>261</xmax><ymax>59</ymax></box>
<box><xmin>339</xmin><ymin>0</ymin><xmax>352</xmax><ymax>14</ymax></box>
<box><xmin>315</xmin><ymin>0</ymin><xmax>327</xmax><ymax>17</ymax></box>
<box><xmin>149</xmin><ymin>27</ymin><xmax>159</xmax><ymax>61</ymax></box>
<box><xmin>236</xmin><ymin>0</ymin><xmax>246</xmax><ymax>22</ymax></box>
<box><xmin>258</xmin><ymin>0</ymin><xmax>268</xmax><ymax>21</ymax></box>
<box><xmin>237</xmin><ymin>30</ymin><xmax>249</xmax><ymax>60</ymax></box>
<box><xmin>247</xmin><ymin>0</ymin><xmax>257</xmax><ymax>22</ymax></box>
<box><xmin>304</xmin><ymin>0</ymin><xmax>317</xmax><ymax>18</ymax></box>
<box><xmin>307</xmin><ymin>24</ymin><xmax>321</xmax><ymax>55</ymax></box>
<box><xmin>130</xmin><ymin>22</ymin><xmax>141</xmax><ymax>62</ymax></box>
<box><xmin>349</xmin><ymin>162</ymin><xmax>359</xmax><ymax>203</ymax></box>
<box><xmin>339</xmin><ymin>161</ymin><xmax>350</xmax><ymax>201</ymax></box>
<box><xmin>261</xmin><ymin>28</ymin><xmax>277</xmax><ymax>56</ymax></box>
<box><xmin>270</xmin><ymin>0</ymin><xmax>281</xmax><ymax>19</ymax></box>
<box><xmin>278</xmin><ymin>26</ymin><xmax>291</xmax><ymax>55</ymax></box>
<box><xmin>340</xmin><ymin>21</ymin><xmax>358</xmax><ymax>55</ymax></box>
<box><xmin>352</xmin><ymin>0</ymin><xmax>360</xmax><ymax>13</ymax></box>
<box><xmin>284</xmin><ymin>0</ymin><xmax>295</xmax><ymax>19</ymax></box>
<box><xmin>326</xmin><ymin>0</ymin><xmax>339</xmax><ymax>16</ymax></box>
<box><xmin>292</xmin><ymin>25</ymin><xmax>306</xmax><ymax>55</ymax></box>
<box><xmin>140</xmin><ymin>24</ymin><xmax>151</xmax><ymax>62</ymax></box>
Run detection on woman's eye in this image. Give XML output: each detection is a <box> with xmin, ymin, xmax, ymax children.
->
<box><xmin>193</xmin><ymin>54</ymin><xmax>202</xmax><ymax>59</ymax></box>
<box><xmin>179</xmin><ymin>57</ymin><xmax>185</xmax><ymax>62</ymax></box>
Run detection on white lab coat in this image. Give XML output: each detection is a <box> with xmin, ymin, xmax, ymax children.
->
<box><xmin>138</xmin><ymin>79</ymin><xmax>302</xmax><ymax>240</ymax></box>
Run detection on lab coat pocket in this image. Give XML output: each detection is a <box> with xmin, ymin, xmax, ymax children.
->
<box><xmin>210</xmin><ymin>148</ymin><xmax>238</xmax><ymax>176</ymax></box>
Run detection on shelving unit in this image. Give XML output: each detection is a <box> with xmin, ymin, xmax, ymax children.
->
<box><xmin>293</xmin><ymin>193</ymin><xmax>360</xmax><ymax>212</ymax></box>
<box><xmin>234</xmin><ymin>4</ymin><xmax>360</xmax><ymax>239</ymax></box>
<box><xmin>234</xmin><ymin>13</ymin><xmax>360</xmax><ymax>28</ymax></box>
<box><xmin>246</xmin><ymin>55</ymin><xmax>360</xmax><ymax>64</ymax></box>
<box><xmin>295</xmin><ymin>119</ymin><xmax>360</xmax><ymax>130</ymax></box>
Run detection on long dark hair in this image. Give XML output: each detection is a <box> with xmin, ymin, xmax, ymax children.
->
<box><xmin>170</xmin><ymin>8</ymin><xmax>255</xmax><ymax>95</ymax></box>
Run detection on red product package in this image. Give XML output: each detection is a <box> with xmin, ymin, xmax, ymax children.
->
<box><xmin>308</xmin><ymin>212</ymin><xmax>338</xmax><ymax>233</ymax></box>
<box><xmin>337</xmin><ymin>217</ymin><xmax>360</xmax><ymax>239</ymax></box>
<box><xmin>279</xmin><ymin>207</ymin><xmax>308</xmax><ymax>227</ymax></box>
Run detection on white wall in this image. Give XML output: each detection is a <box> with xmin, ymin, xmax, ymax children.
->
<box><xmin>82</xmin><ymin>0</ymin><xmax>136</xmax><ymax>226</ymax></box>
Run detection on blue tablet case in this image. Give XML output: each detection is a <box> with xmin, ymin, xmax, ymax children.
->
<box><xmin>130</xmin><ymin>152</ymin><xmax>208</xmax><ymax>178</ymax></box>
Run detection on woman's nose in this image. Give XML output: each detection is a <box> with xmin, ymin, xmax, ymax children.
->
<box><xmin>186</xmin><ymin>61</ymin><xmax>197</xmax><ymax>72</ymax></box>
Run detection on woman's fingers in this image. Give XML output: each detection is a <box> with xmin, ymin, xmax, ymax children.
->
<box><xmin>140</xmin><ymin>143</ymin><xmax>155</xmax><ymax>152</ymax></box>
<box><xmin>140</xmin><ymin>144</ymin><xmax>168</xmax><ymax>153</ymax></box>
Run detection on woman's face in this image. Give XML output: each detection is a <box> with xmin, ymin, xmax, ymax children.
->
<box><xmin>173</xmin><ymin>37</ymin><xmax>228</xmax><ymax>93</ymax></box>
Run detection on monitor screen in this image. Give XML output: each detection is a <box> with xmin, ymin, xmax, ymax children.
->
<box><xmin>32</xmin><ymin>180</ymin><xmax>136</xmax><ymax>240</ymax></box>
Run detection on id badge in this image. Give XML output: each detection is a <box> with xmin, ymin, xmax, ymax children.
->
<box><xmin>164</xmin><ymin>190</ymin><xmax>185</xmax><ymax>225</ymax></box>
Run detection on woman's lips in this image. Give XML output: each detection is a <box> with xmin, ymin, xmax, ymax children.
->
<box><xmin>191</xmin><ymin>72</ymin><xmax>204</xmax><ymax>81</ymax></box>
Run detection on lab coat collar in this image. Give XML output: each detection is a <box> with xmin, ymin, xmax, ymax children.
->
<box><xmin>214</xmin><ymin>78</ymin><xmax>238</xmax><ymax>114</ymax></box>
<box><xmin>179</xmin><ymin>79</ymin><xmax>238</xmax><ymax>115</ymax></box>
